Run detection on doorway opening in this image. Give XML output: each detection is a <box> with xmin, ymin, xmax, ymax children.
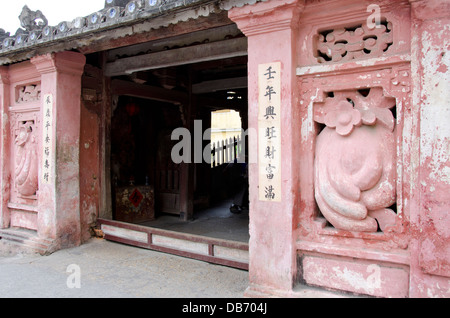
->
<box><xmin>108</xmin><ymin>57</ymin><xmax>249</xmax><ymax>245</ymax></box>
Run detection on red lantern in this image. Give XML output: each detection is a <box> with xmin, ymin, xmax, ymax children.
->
<box><xmin>126</xmin><ymin>102</ymin><xmax>139</xmax><ymax>116</ymax></box>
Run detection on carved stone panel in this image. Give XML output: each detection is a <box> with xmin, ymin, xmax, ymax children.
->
<box><xmin>315</xmin><ymin>21</ymin><xmax>393</xmax><ymax>63</ymax></box>
<box><xmin>14</xmin><ymin>119</ymin><xmax>39</xmax><ymax>197</ymax></box>
<box><xmin>314</xmin><ymin>88</ymin><xmax>397</xmax><ymax>232</ymax></box>
<box><xmin>17</xmin><ymin>84</ymin><xmax>41</xmax><ymax>104</ymax></box>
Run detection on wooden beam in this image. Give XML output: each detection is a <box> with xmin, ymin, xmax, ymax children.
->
<box><xmin>105</xmin><ymin>37</ymin><xmax>248</xmax><ymax>77</ymax></box>
<box><xmin>106</xmin><ymin>24</ymin><xmax>241</xmax><ymax>63</ymax></box>
<box><xmin>196</xmin><ymin>96</ymin><xmax>247</xmax><ymax>111</ymax></box>
<box><xmin>192</xmin><ymin>76</ymin><xmax>248</xmax><ymax>94</ymax></box>
<box><xmin>78</xmin><ymin>11</ymin><xmax>234</xmax><ymax>55</ymax></box>
<box><xmin>189</xmin><ymin>56</ymin><xmax>248</xmax><ymax>72</ymax></box>
<box><xmin>179</xmin><ymin>66</ymin><xmax>195</xmax><ymax>222</ymax></box>
<box><xmin>111</xmin><ymin>79</ymin><xmax>187</xmax><ymax>104</ymax></box>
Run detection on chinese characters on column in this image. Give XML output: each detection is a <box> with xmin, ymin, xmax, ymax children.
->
<box><xmin>258</xmin><ymin>62</ymin><xmax>281</xmax><ymax>202</ymax></box>
<box><xmin>42</xmin><ymin>94</ymin><xmax>53</xmax><ymax>185</ymax></box>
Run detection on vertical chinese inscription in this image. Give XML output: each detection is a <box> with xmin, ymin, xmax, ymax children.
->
<box><xmin>42</xmin><ymin>94</ymin><xmax>53</xmax><ymax>185</ymax></box>
<box><xmin>258</xmin><ymin>62</ymin><xmax>281</xmax><ymax>202</ymax></box>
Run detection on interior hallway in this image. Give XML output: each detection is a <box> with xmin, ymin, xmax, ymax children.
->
<box><xmin>138</xmin><ymin>199</ymin><xmax>249</xmax><ymax>243</ymax></box>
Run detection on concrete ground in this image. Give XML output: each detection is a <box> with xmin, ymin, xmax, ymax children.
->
<box><xmin>0</xmin><ymin>237</ymin><xmax>249</xmax><ymax>298</ymax></box>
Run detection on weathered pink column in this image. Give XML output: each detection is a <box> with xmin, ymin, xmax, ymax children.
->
<box><xmin>31</xmin><ymin>52</ymin><xmax>86</xmax><ymax>248</ymax></box>
<box><xmin>229</xmin><ymin>0</ymin><xmax>302</xmax><ymax>296</ymax></box>
<box><xmin>409</xmin><ymin>0</ymin><xmax>450</xmax><ymax>297</ymax></box>
<box><xmin>0</xmin><ymin>67</ymin><xmax>11</xmax><ymax>229</ymax></box>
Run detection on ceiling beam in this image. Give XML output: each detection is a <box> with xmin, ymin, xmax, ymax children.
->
<box><xmin>196</xmin><ymin>95</ymin><xmax>246</xmax><ymax>111</ymax></box>
<box><xmin>78</xmin><ymin>10</ymin><xmax>233</xmax><ymax>55</ymax></box>
<box><xmin>111</xmin><ymin>79</ymin><xmax>187</xmax><ymax>105</ymax></box>
<box><xmin>192</xmin><ymin>76</ymin><xmax>248</xmax><ymax>94</ymax></box>
<box><xmin>105</xmin><ymin>37</ymin><xmax>248</xmax><ymax>77</ymax></box>
<box><xmin>106</xmin><ymin>24</ymin><xmax>241</xmax><ymax>62</ymax></box>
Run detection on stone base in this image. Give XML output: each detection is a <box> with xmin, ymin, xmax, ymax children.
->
<box><xmin>244</xmin><ymin>283</ymin><xmax>363</xmax><ymax>298</ymax></box>
<box><xmin>0</xmin><ymin>227</ymin><xmax>57</xmax><ymax>256</ymax></box>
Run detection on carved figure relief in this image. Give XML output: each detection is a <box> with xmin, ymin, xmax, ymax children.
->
<box><xmin>314</xmin><ymin>88</ymin><xmax>397</xmax><ymax>232</ymax></box>
<box><xmin>14</xmin><ymin>120</ymin><xmax>39</xmax><ymax>197</ymax></box>
<box><xmin>315</xmin><ymin>21</ymin><xmax>393</xmax><ymax>63</ymax></box>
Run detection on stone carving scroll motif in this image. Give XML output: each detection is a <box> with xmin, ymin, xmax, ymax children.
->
<box><xmin>314</xmin><ymin>88</ymin><xmax>397</xmax><ymax>232</ymax></box>
<box><xmin>315</xmin><ymin>21</ymin><xmax>393</xmax><ymax>63</ymax></box>
<box><xmin>15</xmin><ymin>120</ymin><xmax>39</xmax><ymax>197</ymax></box>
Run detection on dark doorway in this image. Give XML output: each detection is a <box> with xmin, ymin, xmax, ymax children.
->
<box><xmin>108</xmin><ymin>58</ymin><xmax>249</xmax><ymax>243</ymax></box>
<box><xmin>110</xmin><ymin>96</ymin><xmax>184</xmax><ymax>223</ymax></box>
<box><xmin>105</xmin><ymin>21</ymin><xmax>249</xmax><ymax>243</ymax></box>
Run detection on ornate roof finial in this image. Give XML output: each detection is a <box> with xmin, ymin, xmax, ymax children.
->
<box><xmin>18</xmin><ymin>5</ymin><xmax>48</xmax><ymax>33</ymax></box>
<box><xmin>104</xmin><ymin>0</ymin><xmax>130</xmax><ymax>8</ymax></box>
<box><xmin>0</xmin><ymin>28</ymin><xmax>10</xmax><ymax>41</ymax></box>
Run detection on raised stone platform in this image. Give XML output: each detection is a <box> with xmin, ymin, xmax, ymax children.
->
<box><xmin>0</xmin><ymin>228</ymin><xmax>56</xmax><ymax>256</ymax></box>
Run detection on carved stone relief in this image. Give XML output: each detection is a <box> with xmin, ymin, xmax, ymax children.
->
<box><xmin>315</xmin><ymin>21</ymin><xmax>393</xmax><ymax>63</ymax></box>
<box><xmin>17</xmin><ymin>84</ymin><xmax>41</xmax><ymax>104</ymax></box>
<box><xmin>314</xmin><ymin>88</ymin><xmax>397</xmax><ymax>232</ymax></box>
<box><xmin>14</xmin><ymin>120</ymin><xmax>39</xmax><ymax>197</ymax></box>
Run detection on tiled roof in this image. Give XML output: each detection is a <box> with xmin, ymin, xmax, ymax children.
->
<box><xmin>0</xmin><ymin>0</ymin><xmax>263</xmax><ymax>65</ymax></box>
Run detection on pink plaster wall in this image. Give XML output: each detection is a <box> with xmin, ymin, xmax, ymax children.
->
<box><xmin>31</xmin><ymin>52</ymin><xmax>86</xmax><ymax>248</ymax></box>
<box><xmin>409</xmin><ymin>0</ymin><xmax>450</xmax><ymax>297</ymax></box>
<box><xmin>1</xmin><ymin>61</ymin><xmax>42</xmax><ymax>231</ymax></box>
<box><xmin>0</xmin><ymin>52</ymin><xmax>86</xmax><ymax>250</ymax></box>
<box><xmin>0</xmin><ymin>0</ymin><xmax>447</xmax><ymax>299</ymax></box>
<box><xmin>230</xmin><ymin>0</ymin><xmax>449</xmax><ymax>298</ymax></box>
<box><xmin>230</xmin><ymin>0</ymin><xmax>302</xmax><ymax>294</ymax></box>
<box><xmin>0</xmin><ymin>66</ymin><xmax>11</xmax><ymax>229</ymax></box>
